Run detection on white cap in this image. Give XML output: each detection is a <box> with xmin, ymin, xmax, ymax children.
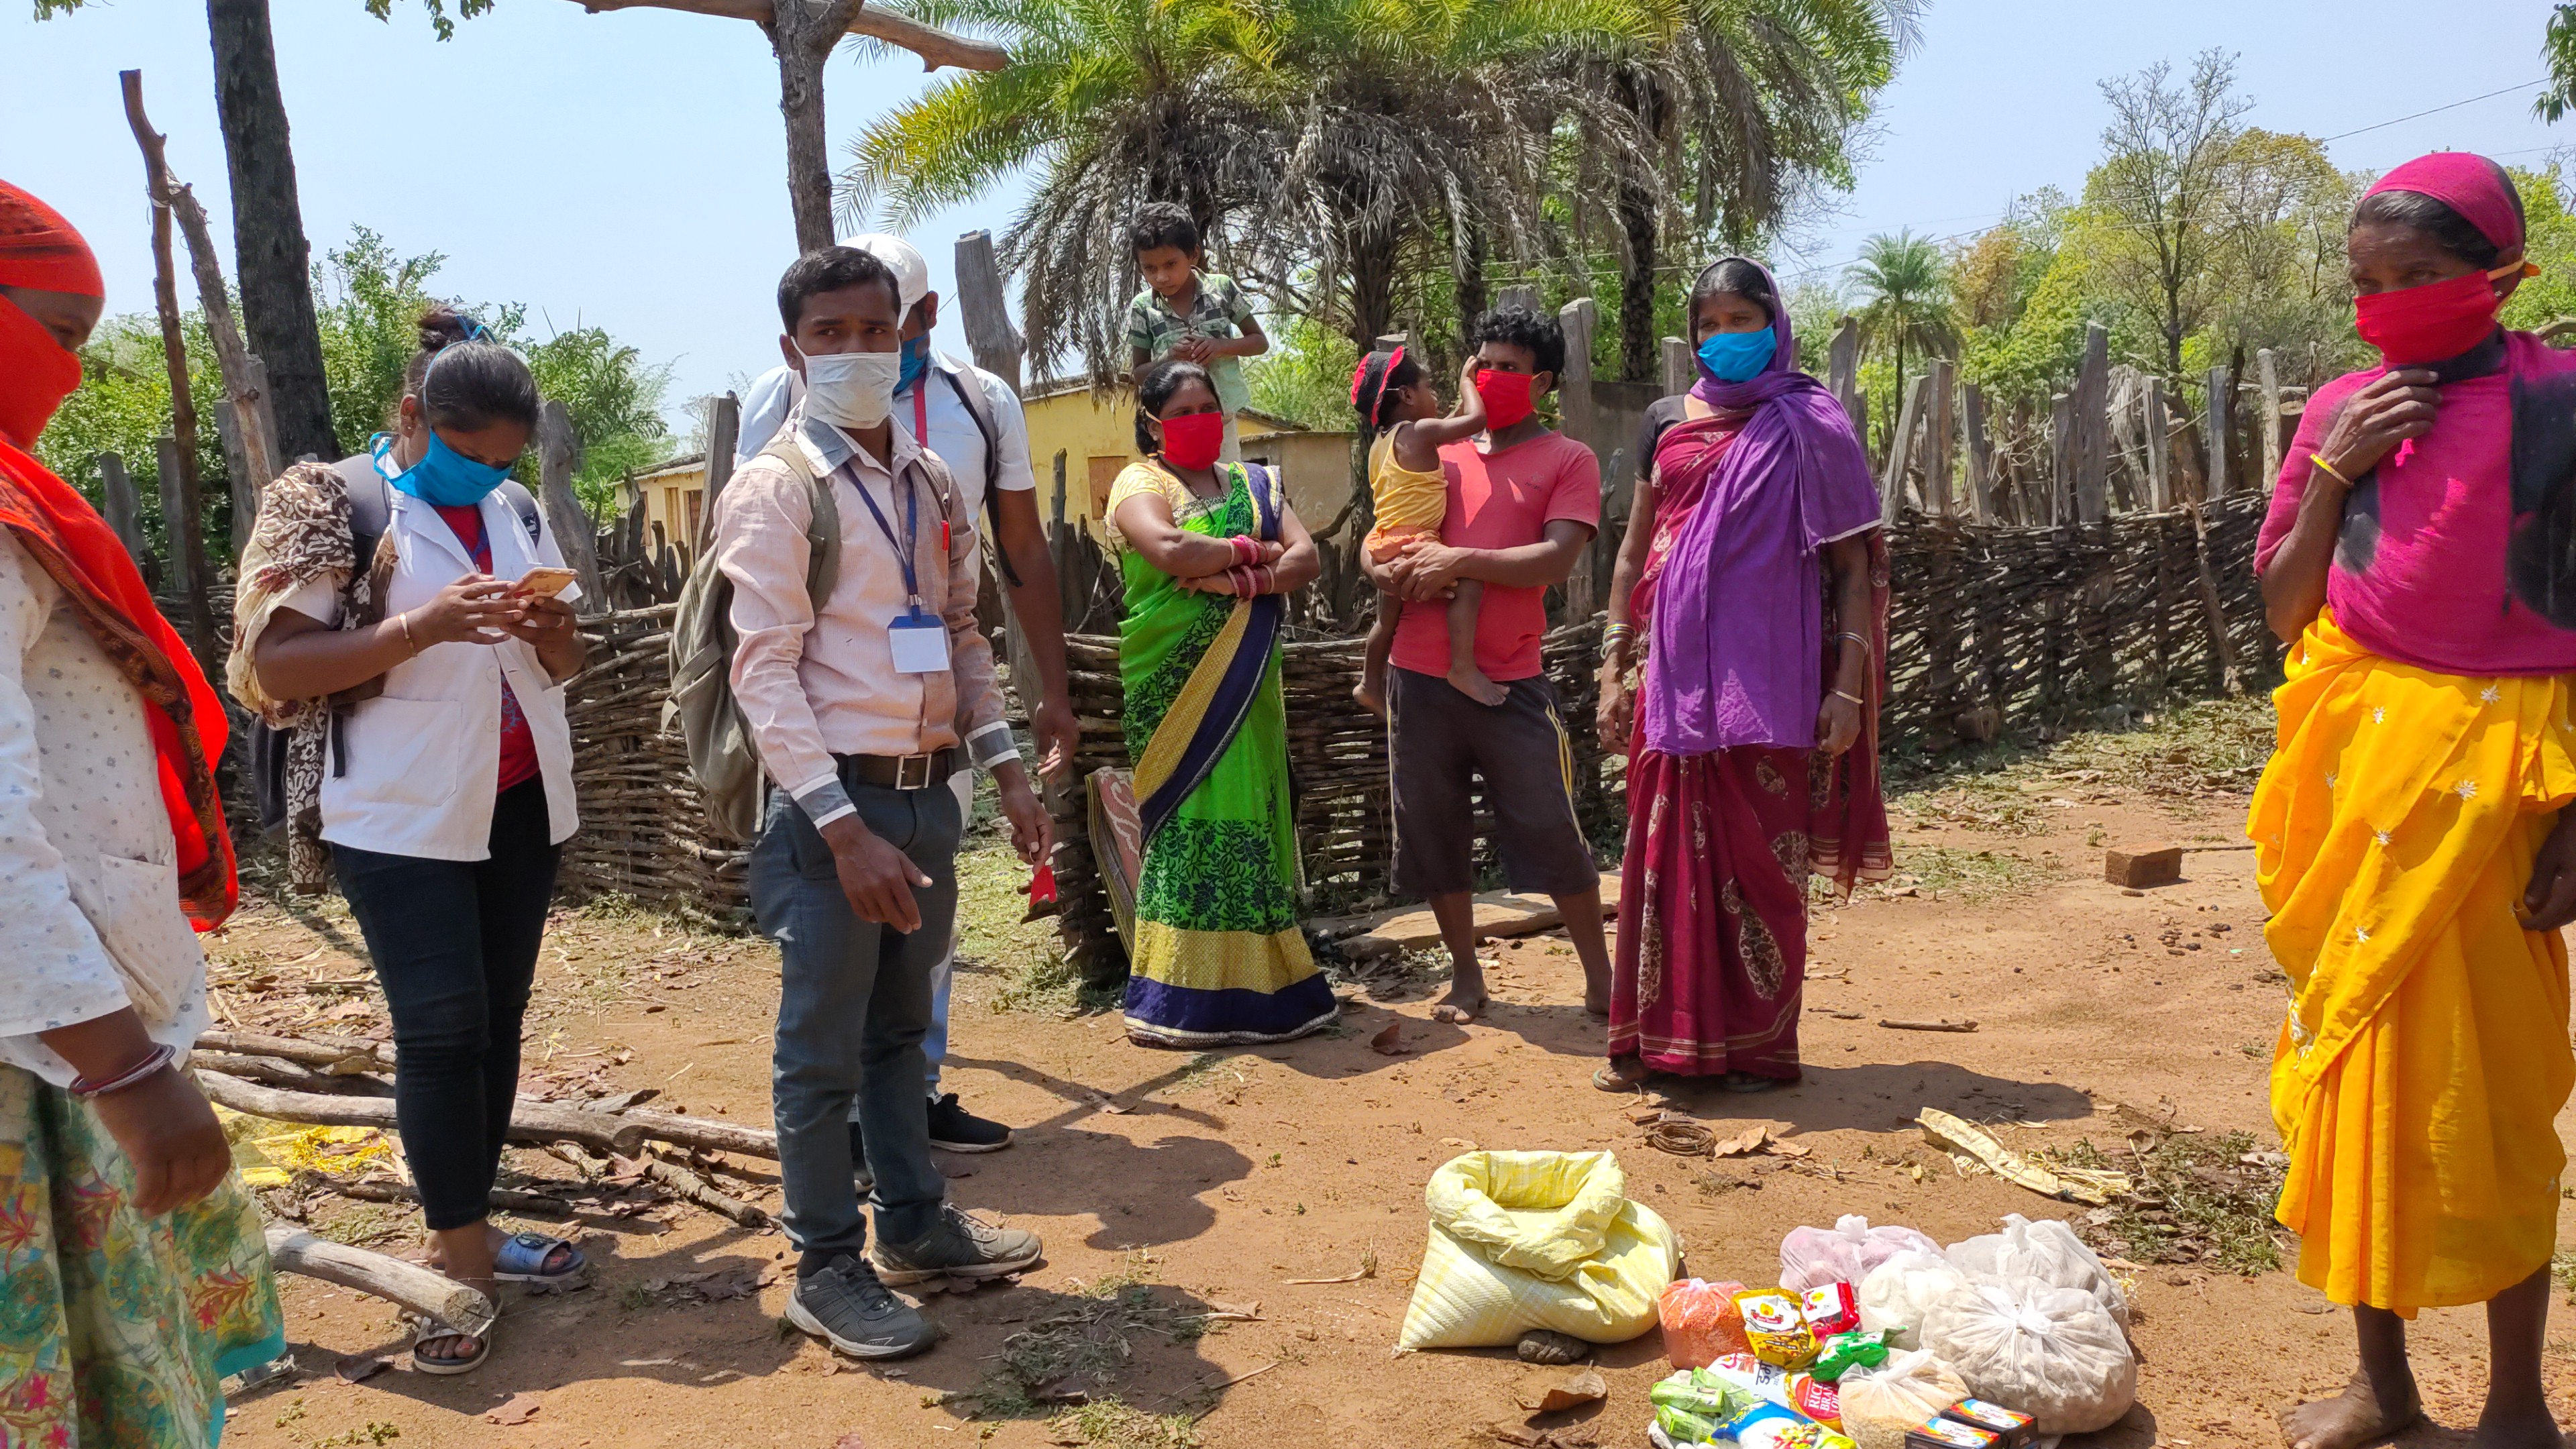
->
<box><xmin>841</xmin><ymin>231</ymin><xmax>930</xmax><ymax>316</ymax></box>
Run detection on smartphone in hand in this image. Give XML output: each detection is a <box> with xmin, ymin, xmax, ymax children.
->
<box><xmin>515</xmin><ymin>566</ymin><xmax>579</xmax><ymax>598</ymax></box>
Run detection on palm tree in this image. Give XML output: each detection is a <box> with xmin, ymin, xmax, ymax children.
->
<box><xmin>1595</xmin><ymin>0</ymin><xmax>1921</xmax><ymax>380</ymax></box>
<box><xmin>1847</xmin><ymin>228</ymin><xmax>1955</xmax><ymax>399</ymax></box>
<box><xmin>843</xmin><ymin>0</ymin><xmax>1658</xmax><ymax>381</ymax></box>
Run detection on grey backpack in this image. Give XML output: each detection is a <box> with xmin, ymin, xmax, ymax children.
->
<box><xmin>664</xmin><ymin>439</ymin><xmax>840</xmax><ymax>844</ymax></box>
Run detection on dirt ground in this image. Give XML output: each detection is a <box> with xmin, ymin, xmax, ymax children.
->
<box><xmin>205</xmin><ymin>699</ymin><xmax>2576</xmax><ymax>1449</ymax></box>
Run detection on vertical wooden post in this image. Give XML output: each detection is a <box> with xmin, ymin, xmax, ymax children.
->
<box><xmin>1556</xmin><ymin>298</ymin><xmax>1601</xmax><ymax>621</ymax></box>
<box><xmin>700</xmin><ymin>392</ymin><xmax>741</xmax><ymax>547</ymax></box>
<box><xmin>1659</xmin><ymin>336</ymin><xmax>1691</xmax><ymax>397</ymax></box>
<box><xmin>1880</xmin><ymin>374</ymin><xmax>1931</xmax><ymax>525</ymax></box>
<box><xmin>124</xmin><ymin>76</ymin><xmax>213</xmax><ymax>663</ymax></box>
<box><xmin>1925</xmin><ymin>359</ymin><xmax>1955</xmax><ymax>519</ymax></box>
<box><xmin>1051</xmin><ymin>449</ymin><xmax>1077</xmax><ymax>621</ymax></box>
<box><xmin>99</xmin><ymin>453</ymin><xmax>148</xmax><ymax>566</ymax></box>
<box><xmin>534</xmin><ymin>400</ymin><xmax>604</xmax><ymax>610</ymax></box>
<box><xmin>155</xmin><ymin>436</ymin><xmax>196</xmax><ymax>606</ymax></box>
<box><xmin>953</xmin><ymin>230</ymin><xmax>1024</xmax><ymax>392</ymax></box>
<box><xmin>1827</xmin><ymin>318</ymin><xmax>1861</xmax><ymax>429</ymax></box>
<box><xmin>2074</xmin><ymin>324</ymin><xmax>2110</xmax><ymax>525</ymax></box>
<box><xmin>2143</xmin><ymin>376</ymin><xmax>2172</xmax><ymax>513</ymax></box>
<box><xmin>2049</xmin><ymin>391</ymin><xmax>2074</xmax><ymax>527</ymax></box>
<box><xmin>1496</xmin><ymin>284</ymin><xmax>1540</xmax><ymax>313</ymax></box>
<box><xmin>1962</xmin><ymin>382</ymin><xmax>1995</xmax><ymax>525</ymax></box>
<box><xmin>2256</xmin><ymin>348</ymin><xmax>2284</xmax><ymax>494</ymax></box>
<box><xmin>2204</xmin><ymin>366</ymin><xmax>2233</xmax><ymax>500</ymax></box>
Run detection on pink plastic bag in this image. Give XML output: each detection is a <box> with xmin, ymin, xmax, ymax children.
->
<box><xmin>1657</xmin><ymin>1278</ymin><xmax>1751</xmax><ymax>1368</ymax></box>
<box><xmin>1778</xmin><ymin>1216</ymin><xmax>1943</xmax><ymax>1292</ymax></box>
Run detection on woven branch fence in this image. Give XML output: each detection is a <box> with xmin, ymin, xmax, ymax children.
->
<box><xmin>553</xmin><ymin>492</ymin><xmax>2274</xmax><ymax>970</ymax></box>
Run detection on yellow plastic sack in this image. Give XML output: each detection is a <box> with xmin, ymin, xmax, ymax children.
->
<box><xmin>1396</xmin><ymin>1150</ymin><xmax>1680</xmax><ymax>1351</ymax></box>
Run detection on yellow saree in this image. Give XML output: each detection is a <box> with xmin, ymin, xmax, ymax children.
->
<box><xmin>2253</xmin><ymin>610</ymin><xmax>2576</xmax><ymax>1315</ymax></box>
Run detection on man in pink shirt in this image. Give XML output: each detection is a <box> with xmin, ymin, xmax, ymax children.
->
<box><xmin>709</xmin><ymin>246</ymin><xmax>1050</xmax><ymax>1361</ymax></box>
<box><xmin>1368</xmin><ymin>306</ymin><xmax>1611</xmax><ymax>1025</ymax></box>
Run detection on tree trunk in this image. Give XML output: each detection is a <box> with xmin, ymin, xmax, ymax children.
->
<box><xmin>124</xmin><ymin>75</ymin><xmax>215</xmax><ymax>664</ymax></box>
<box><xmin>1454</xmin><ymin>218</ymin><xmax>1489</xmax><ymax>347</ymax></box>
<box><xmin>1611</xmin><ymin>70</ymin><xmax>1666</xmax><ymax>384</ymax></box>
<box><xmin>767</xmin><ymin>0</ymin><xmax>863</xmax><ymax>254</ymax></box>
<box><xmin>206</xmin><ymin>0</ymin><xmax>337</xmax><ymax>464</ymax></box>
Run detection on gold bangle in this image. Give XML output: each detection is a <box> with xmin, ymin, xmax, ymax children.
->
<box><xmin>2310</xmin><ymin>453</ymin><xmax>2353</xmax><ymax>487</ymax></box>
<box><xmin>398</xmin><ymin>612</ymin><xmax>418</xmax><ymax>653</ymax></box>
<box><xmin>1831</xmin><ymin>688</ymin><xmax>1865</xmax><ymax>706</ymax></box>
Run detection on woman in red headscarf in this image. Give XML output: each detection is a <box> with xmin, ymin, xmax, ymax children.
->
<box><xmin>0</xmin><ymin>178</ymin><xmax>283</xmax><ymax>1446</ymax></box>
<box><xmin>2255</xmin><ymin>153</ymin><xmax>2576</xmax><ymax>1449</ymax></box>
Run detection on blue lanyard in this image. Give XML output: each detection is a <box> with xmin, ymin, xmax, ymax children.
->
<box><xmin>843</xmin><ymin>464</ymin><xmax>922</xmax><ymax>610</ymax></box>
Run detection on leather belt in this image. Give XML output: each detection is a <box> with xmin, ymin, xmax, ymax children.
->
<box><xmin>841</xmin><ymin>747</ymin><xmax>962</xmax><ymax>791</ymax></box>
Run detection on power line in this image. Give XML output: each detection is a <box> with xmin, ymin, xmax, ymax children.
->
<box><xmin>2318</xmin><ymin>77</ymin><xmax>2548</xmax><ymax>143</ymax></box>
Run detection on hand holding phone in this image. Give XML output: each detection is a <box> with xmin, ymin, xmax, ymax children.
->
<box><xmin>515</xmin><ymin>566</ymin><xmax>579</xmax><ymax>599</ymax></box>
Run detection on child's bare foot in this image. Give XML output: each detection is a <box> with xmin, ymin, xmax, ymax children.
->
<box><xmin>1354</xmin><ymin>676</ymin><xmax>1386</xmax><ymax>718</ymax></box>
<box><xmin>1448</xmin><ymin>663</ymin><xmax>1507</xmax><ymax>708</ymax></box>
<box><xmin>1432</xmin><ymin>965</ymin><xmax>1486</xmax><ymax>1023</ymax></box>
<box><xmin>2278</xmin><ymin>1373</ymin><xmax>2422</xmax><ymax>1449</ymax></box>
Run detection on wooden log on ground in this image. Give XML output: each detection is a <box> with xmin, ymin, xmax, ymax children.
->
<box><xmin>193</xmin><ymin>1051</ymin><xmax>390</xmax><ymax>1095</ymax></box>
<box><xmin>265</xmin><ymin>1225</ymin><xmax>498</xmax><ymax>1338</ymax></box>
<box><xmin>199</xmin><ymin>1030</ymin><xmax>396</xmax><ymax>1071</ymax></box>
<box><xmin>294</xmin><ymin>1172</ymin><xmax>584</xmax><ymax>1225</ymax></box>
<box><xmin>643</xmin><ymin>1150</ymin><xmax>773</xmax><ymax>1228</ymax></box>
<box><xmin>594</xmin><ymin>1106</ymin><xmax>779</xmax><ymax>1161</ymax></box>
<box><xmin>198</xmin><ymin>1070</ymin><xmax>648</xmax><ymax>1156</ymax></box>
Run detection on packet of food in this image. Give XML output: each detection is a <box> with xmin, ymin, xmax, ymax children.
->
<box><xmin>1902</xmin><ymin>1417</ymin><xmax>2000</xmax><ymax>1449</ymax></box>
<box><xmin>1727</xmin><ymin>1403</ymin><xmax>1860</xmax><ymax>1449</ymax></box>
<box><xmin>1939</xmin><ymin>1400</ymin><xmax>2035</xmax><ymax>1449</ymax></box>
<box><xmin>1650</xmin><ymin>1367</ymin><xmax>1757</xmax><ymax>1443</ymax></box>
<box><xmin>1733</xmin><ymin>1288</ymin><xmax>1821</xmax><ymax>1369</ymax></box>
<box><xmin>1709</xmin><ymin>1355</ymin><xmax>1842</xmax><ymax>1428</ymax></box>
<box><xmin>1811</xmin><ymin>1329</ymin><xmax>1891</xmax><ymax>1383</ymax></box>
<box><xmin>1802</xmin><ymin>1281</ymin><xmax>1863</xmax><ymax>1336</ymax></box>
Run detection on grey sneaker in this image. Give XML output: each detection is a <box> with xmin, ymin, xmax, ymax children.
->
<box><xmin>871</xmin><ymin>1205</ymin><xmax>1044</xmax><ymax>1285</ymax></box>
<box><xmin>785</xmin><ymin>1254</ymin><xmax>934</xmax><ymax>1359</ymax></box>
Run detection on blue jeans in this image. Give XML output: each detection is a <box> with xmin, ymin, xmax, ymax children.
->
<box><xmin>751</xmin><ymin>766</ymin><xmax>961</xmax><ymax>1256</ymax></box>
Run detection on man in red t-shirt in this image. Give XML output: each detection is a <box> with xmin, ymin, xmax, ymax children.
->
<box><xmin>1366</xmin><ymin>305</ymin><xmax>1609</xmax><ymax>1024</ymax></box>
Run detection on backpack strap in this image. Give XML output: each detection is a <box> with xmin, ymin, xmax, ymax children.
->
<box><xmin>935</xmin><ymin>362</ymin><xmax>1023</xmax><ymax>589</ymax></box>
<box><xmin>757</xmin><ymin>437</ymin><xmax>841</xmax><ymax>608</ymax></box>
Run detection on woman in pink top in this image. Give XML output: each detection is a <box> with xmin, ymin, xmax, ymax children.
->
<box><xmin>2253</xmin><ymin>153</ymin><xmax>2576</xmax><ymax>1449</ymax></box>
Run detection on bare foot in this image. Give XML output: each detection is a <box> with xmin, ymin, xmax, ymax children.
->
<box><xmin>1432</xmin><ymin>985</ymin><xmax>1485</xmax><ymax>1024</ymax></box>
<box><xmin>1593</xmin><ymin>1057</ymin><xmax>1651</xmax><ymax>1091</ymax></box>
<box><xmin>1354</xmin><ymin>677</ymin><xmax>1386</xmax><ymax>718</ymax></box>
<box><xmin>1448</xmin><ymin>663</ymin><xmax>1508</xmax><ymax>707</ymax></box>
<box><xmin>1584</xmin><ymin>985</ymin><xmax>1609</xmax><ymax>1018</ymax></box>
<box><xmin>2278</xmin><ymin>1373</ymin><xmax>2422</xmax><ymax>1449</ymax></box>
<box><xmin>2473</xmin><ymin>1399</ymin><xmax>2565</xmax><ymax>1449</ymax></box>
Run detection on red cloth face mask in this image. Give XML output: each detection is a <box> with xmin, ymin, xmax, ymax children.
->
<box><xmin>0</xmin><ymin>297</ymin><xmax>83</xmax><ymax>449</ymax></box>
<box><xmin>1159</xmin><ymin>411</ymin><xmax>1227</xmax><ymax>470</ymax></box>
<box><xmin>2354</xmin><ymin>262</ymin><xmax>2518</xmax><ymax>366</ymax></box>
<box><xmin>1475</xmin><ymin>368</ymin><xmax>1537</xmax><ymax>429</ymax></box>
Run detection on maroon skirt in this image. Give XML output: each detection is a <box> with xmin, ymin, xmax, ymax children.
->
<box><xmin>1609</xmin><ymin>743</ymin><xmax>1815</xmax><ymax>1079</ymax></box>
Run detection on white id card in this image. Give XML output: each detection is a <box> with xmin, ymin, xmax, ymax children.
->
<box><xmin>888</xmin><ymin>611</ymin><xmax>947</xmax><ymax>674</ymax></box>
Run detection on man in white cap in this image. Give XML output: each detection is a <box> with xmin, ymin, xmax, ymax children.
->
<box><xmin>737</xmin><ymin>233</ymin><xmax>1074</xmax><ymax>1165</ymax></box>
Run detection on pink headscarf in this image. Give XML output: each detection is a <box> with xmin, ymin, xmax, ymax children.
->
<box><xmin>2364</xmin><ymin>152</ymin><xmax>2525</xmax><ymax>258</ymax></box>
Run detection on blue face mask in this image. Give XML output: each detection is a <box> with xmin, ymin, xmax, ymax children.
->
<box><xmin>374</xmin><ymin>429</ymin><xmax>515</xmax><ymax>508</ymax></box>
<box><xmin>1697</xmin><ymin>326</ymin><xmax>1777</xmax><ymax>384</ymax></box>
<box><xmin>897</xmin><ymin>335</ymin><xmax>930</xmax><ymax>396</ymax></box>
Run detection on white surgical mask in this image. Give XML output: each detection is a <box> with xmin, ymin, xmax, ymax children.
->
<box><xmin>796</xmin><ymin>343</ymin><xmax>900</xmax><ymax>429</ymax></box>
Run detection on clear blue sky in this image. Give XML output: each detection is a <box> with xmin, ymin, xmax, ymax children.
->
<box><xmin>5</xmin><ymin>0</ymin><xmax>2567</xmax><ymax>431</ymax></box>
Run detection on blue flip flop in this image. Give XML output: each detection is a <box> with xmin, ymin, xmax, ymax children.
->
<box><xmin>492</xmin><ymin>1231</ymin><xmax>586</xmax><ymax>1283</ymax></box>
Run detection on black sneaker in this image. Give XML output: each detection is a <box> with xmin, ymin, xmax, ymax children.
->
<box><xmin>846</xmin><ymin>1118</ymin><xmax>875</xmax><ymax>1193</ymax></box>
<box><xmin>926</xmin><ymin>1092</ymin><xmax>1013</xmax><ymax>1153</ymax></box>
<box><xmin>871</xmin><ymin>1205</ymin><xmax>1043</xmax><ymax>1285</ymax></box>
<box><xmin>785</xmin><ymin>1253</ymin><xmax>934</xmax><ymax>1359</ymax></box>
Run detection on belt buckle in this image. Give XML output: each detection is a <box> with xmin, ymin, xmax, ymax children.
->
<box><xmin>894</xmin><ymin>752</ymin><xmax>935</xmax><ymax>791</ymax></box>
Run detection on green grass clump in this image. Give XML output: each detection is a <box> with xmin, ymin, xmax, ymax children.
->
<box><xmin>2053</xmin><ymin>1130</ymin><xmax>2288</xmax><ymax>1275</ymax></box>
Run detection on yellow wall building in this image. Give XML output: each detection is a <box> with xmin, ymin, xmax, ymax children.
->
<box><xmin>1016</xmin><ymin>381</ymin><xmax>1359</xmax><ymax>535</ymax></box>
<box><xmin>631</xmin><ymin>452</ymin><xmax>710</xmax><ymax>566</ymax></box>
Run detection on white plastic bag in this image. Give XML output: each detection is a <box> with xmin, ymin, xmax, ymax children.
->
<box><xmin>1837</xmin><ymin>1350</ymin><xmax>1971</xmax><ymax>1449</ymax></box>
<box><xmin>1856</xmin><ymin>1249</ymin><xmax>1972</xmax><ymax>1350</ymax></box>
<box><xmin>1778</xmin><ymin>1215</ymin><xmax>1943</xmax><ymax>1292</ymax></box>
<box><xmin>1947</xmin><ymin>1214</ymin><xmax>2130</xmax><ymax>1328</ymax></box>
<box><xmin>1921</xmin><ymin>1279</ymin><xmax>2137</xmax><ymax>1435</ymax></box>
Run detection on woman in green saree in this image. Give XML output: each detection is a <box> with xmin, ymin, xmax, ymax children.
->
<box><xmin>1104</xmin><ymin>361</ymin><xmax>1336</xmax><ymax>1047</ymax></box>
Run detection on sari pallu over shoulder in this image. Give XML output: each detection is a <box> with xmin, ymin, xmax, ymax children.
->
<box><xmin>1130</xmin><ymin>464</ymin><xmax>1284</xmax><ymax>847</ymax></box>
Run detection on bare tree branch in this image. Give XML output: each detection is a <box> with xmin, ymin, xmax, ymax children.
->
<box><xmin>564</xmin><ymin>0</ymin><xmax>1006</xmax><ymax>70</ymax></box>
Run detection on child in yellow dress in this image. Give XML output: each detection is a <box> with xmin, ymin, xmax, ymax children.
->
<box><xmin>1351</xmin><ymin>349</ymin><xmax>1497</xmax><ymax>714</ymax></box>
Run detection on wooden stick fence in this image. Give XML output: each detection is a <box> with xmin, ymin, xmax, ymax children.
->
<box><xmin>553</xmin><ymin>490</ymin><xmax>2273</xmax><ymax>968</ymax></box>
